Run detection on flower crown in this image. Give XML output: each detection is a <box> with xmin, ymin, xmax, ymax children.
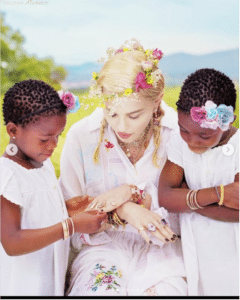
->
<box><xmin>190</xmin><ymin>100</ymin><xmax>234</xmax><ymax>131</ymax></box>
<box><xmin>89</xmin><ymin>39</ymin><xmax>163</xmax><ymax>102</ymax></box>
<box><xmin>58</xmin><ymin>90</ymin><xmax>81</xmax><ymax>113</ymax></box>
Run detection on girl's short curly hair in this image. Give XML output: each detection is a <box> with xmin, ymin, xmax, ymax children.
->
<box><xmin>176</xmin><ymin>68</ymin><xmax>237</xmax><ymax>113</ymax></box>
<box><xmin>3</xmin><ymin>79</ymin><xmax>67</xmax><ymax>127</ymax></box>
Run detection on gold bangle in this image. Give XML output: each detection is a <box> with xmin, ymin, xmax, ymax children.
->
<box><xmin>218</xmin><ymin>185</ymin><xmax>224</xmax><ymax>205</ymax></box>
<box><xmin>113</xmin><ymin>212</ymin><xmax>127</xmax><ymax>229</ymax></box>
<box><xmin>62</xmin><ymin>220</ymin><xmax>69</xmax><ymax>240</ymax></box>
<box><xmin>186</xmin><ymin>190</ymin><xmax>197</xmax><ymax>210</ymax></box>
<box><xmin>193</xmin><ymin>190</ymin><xmax>204</xmax><ymax>209</ymax></box>
<box><xmin>69</xmin><ymin>217</ymin><xmax>75</xmax><ymax>236</ymax></box>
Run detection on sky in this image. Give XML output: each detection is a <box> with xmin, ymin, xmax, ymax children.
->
<box><xmin>1</xmin><ymin>0</ymin><xmax>239</xmax><ymax>66</ymax></box>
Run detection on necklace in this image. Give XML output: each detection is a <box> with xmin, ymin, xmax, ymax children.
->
<box><xmin>118</xmin><ymin>122</ymin><xmax>152</xmax><ymax>165</ymax></box>
<box><xmin>217</xmin><ymin>126</ymin><xmax>233</xmax><ymax>147</ymax></box>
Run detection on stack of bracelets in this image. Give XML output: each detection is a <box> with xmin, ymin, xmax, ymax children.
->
<box><xmin>107</xmin><ymin>185</ymin><xmax>147</xmax><ymax>229</ymax></box>
<box><xmin>186</xmin><ymin>185</ymin><xmax>224</xmax><ymax>210</ymax></box>
<box><xmin>62</xmin><ymin>217</ymin><xmax>75</xmax><ymax>240</ymax></box>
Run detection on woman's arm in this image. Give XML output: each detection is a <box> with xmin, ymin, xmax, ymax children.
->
<box><xmin>85</xmin><ymin>184</ymin><xmax>152</xmax><ymax>212</ymax></box>
<box><xmin>158</xmin><ymin>160</ymin><xmax>239</xmax><ymax>221</ymax></box>
<box><xmin>1</xmin><ymin>196</ymin><xmax>107</xmax><ymax>256</ymax></box>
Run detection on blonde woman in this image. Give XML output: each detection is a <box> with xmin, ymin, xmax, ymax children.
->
<box><xmin>59</xmin><ymin>40</ymin><xmax>187</xmax><ymax>296</ymax></box>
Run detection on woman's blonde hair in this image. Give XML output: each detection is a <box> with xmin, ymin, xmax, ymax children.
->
<box><xmin>93</xmin><ymin>50</ymin><xmax>165</xmax><ymax>167</ymax></box>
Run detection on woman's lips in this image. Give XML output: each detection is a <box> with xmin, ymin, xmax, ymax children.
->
<box><xmin>118</xmin><ymin>132</ymin><xmax>132</xmax><ymax>139</ymax></box>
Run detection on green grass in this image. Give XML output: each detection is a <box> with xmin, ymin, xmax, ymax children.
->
<box><xmin>1</xmin><ymin>85</ymin><xmax>239</xmax><ymax>178</ymax></box>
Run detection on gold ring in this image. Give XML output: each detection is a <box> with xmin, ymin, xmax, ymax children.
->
<box><xmin>138</xmin><ymin>227</ymin><xmax>146</xmax><ymax>233</ymax></box>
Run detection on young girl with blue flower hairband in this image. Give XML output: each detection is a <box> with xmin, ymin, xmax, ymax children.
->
<box><xmin>0</xmin><ymin>79</ymin><xmax>107</xmax><ymax>296</ymax></box>
<box><xmin>158</xmin><ymin>68</ymin><xmax>239</xmax><ymax>296</ymax></box>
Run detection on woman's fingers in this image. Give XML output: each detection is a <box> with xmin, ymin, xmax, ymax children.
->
<box><xmin>138</xmin><ymin>227</ymin><xmax>152</xmax><ymax>244</ymax></box>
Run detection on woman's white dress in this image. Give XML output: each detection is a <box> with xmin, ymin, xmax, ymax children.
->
<box><xmin>0</xmin><ymin>158</ymin><xmax>70</xmax><ymax>296</ymax></box>
<box><xmin>59</xmin><ymin>102</ymin><xmax>187</xmax><ymax>296</ymax></box>
<box><xmin>166</xmin><ymin>130</ymin><xmax>239</xmax><ymax>296</ymax></box>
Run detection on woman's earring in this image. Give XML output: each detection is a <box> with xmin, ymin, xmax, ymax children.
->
<box><xmin>153</xmin><ymin>109</ymin><xmax>160</xmax><ymax>126</ymax></box>
<box><xmin>6</xmin><ymin>136</ymin><xmax>18</xmax><ymax>156</ymax></box>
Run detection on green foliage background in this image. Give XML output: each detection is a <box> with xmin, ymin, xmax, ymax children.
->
<box><xmin>1</xmin><ymin>13</ymin><xmax>67</xmax><ymax>94</ymax></box>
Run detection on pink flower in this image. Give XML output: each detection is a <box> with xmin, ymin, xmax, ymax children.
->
<box><xmin>104</xmin><ymin>139</ymin><xmax>114</xmax><ymax>151</ymax></box>
<box><xmin>61</xmin><ymin>91</ymin><xmax>75</xmax><ymax>109</ymax></box>
<box><xmin>115</xmin><ymin>49</ymin><xmax>124</xmax><ymax>55</ymax></box>
<box><xmin>135</xmin><ymin>72</ymin><xmax>152</xmax><ymax>92</ymax></box>
<box><xmin>152</xmin><ymin>48</ymin><xmax>163</xmax><ymax>60</ymax></box>
<box><xmin>190</xmin><ymin>107</ymin><xmax>207</xmax><ymax>124</ymax></box>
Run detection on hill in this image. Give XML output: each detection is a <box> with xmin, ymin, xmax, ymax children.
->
<box><xmin>62</xmin><ymin>48</ymin><xmax>239</xmax><ymax>89</ymax></box>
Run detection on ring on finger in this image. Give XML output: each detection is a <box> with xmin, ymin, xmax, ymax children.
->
<box><xmin>147</xmin><ymin>223</ymin><xmax>156</xmax><ymax>232</ymax></box>
<box><xmin>89</xmin><ymin>202</ymin><xmax>96</xmax><ymax>209</ymax></box>
<box><xmin>97</xmin><ymin>203</ymin><xmax>105</xmax><ymax>208</ymax></box>
<box><xmin>110</xmin><ymin>201</ymin><xmax>116</xmax><ymax>206</ymax></box>
<box><xmin>138</xmin><ymin>227</ymin><xmax>146</xmax><ymax>233</ymax></box>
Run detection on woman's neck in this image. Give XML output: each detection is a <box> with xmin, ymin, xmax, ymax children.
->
<box><xmin>117</xmin><ymin>121</ymin><xmax>153</xmax><ymax>165</ymax></box>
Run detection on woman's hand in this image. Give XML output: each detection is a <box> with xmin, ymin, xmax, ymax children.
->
<box><xmin>223</xmin><ymin>182</ymin><xmax>239</xmax><ymax>210</ymax></box>
<box><xmin>72</xmin><ymin>210</ymin><xmax>108</xmax><ymax>234</ymax></box>
<box><xmin>85</xmin><ymin>184</ymin><xmax>132</xmax><ymax>212</ymax></box>
<box><xmin>116</xmin><ymin>202</ymin><xmax>177</xmax><ymax>244</ymax></box>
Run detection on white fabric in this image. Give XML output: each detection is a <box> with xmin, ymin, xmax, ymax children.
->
<box><xmin>59</xmin><ymin>103</ymin><xmax>187</xmax><ymax>296</ymax></box>
<box><xmin>0</xmin><ymin>157</ymin><xmax>70</xmax><ymax>296</ymax></box>
<box><xmin>166</xmin><ymin>130</ymin><xmax>239</xmax><ymax>296</ymax></box>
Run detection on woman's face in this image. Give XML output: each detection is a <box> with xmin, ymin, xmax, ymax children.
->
<box><xmin>103</xmin><ymin>96</ymin><xmax>160</xmax><ymax>143</ymax></box>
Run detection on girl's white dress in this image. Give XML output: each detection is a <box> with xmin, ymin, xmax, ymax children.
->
<box><xmin>59</xmin><ymin>102</ymin><xmax>187</xmax><ymax>296</ymax></box>
<box><xmin>0</xmin><ymin>158</ymin><xmax>70</xmax><ymax>296</ymax></box>
<box><xmin>166</xmin><ymin>130</ymin><xmax>239</xmax><ymax>296</ymax></box>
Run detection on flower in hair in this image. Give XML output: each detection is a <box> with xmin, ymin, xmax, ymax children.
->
<box><xmin>58</xmin><ymin>90</ymin><xmax>81</xmax><ymax>113</ymax></box>
<box><xmin>190</xmin><ymin>100</ymin><xmax>234</xmax><ymax>131</ymax></box>
<box><xmin>88</xmin><ymin>39</ymin><xmax>163</xmax><ymax>104</ymax></box>
<box><xmin>92</xmin><ymin>72</ymin><xmax>99</xmax><ymax>80</ymax></box>
<box><xmin>141</xmin><ymin>61</ymin><xmax>153</xmax><ymax>72</ymax></box>
<box><xmin>152</xmin><ymin>48</ymin><xmax>163</xmax><ymax>60</ymax></box>
<box><xmin>135</xmin><ymin>72</ymin><xmax>152</xmax><ymax>92</ymax></box>
<box><xmin>123</xmin><ymin>88</ymin><xmax>133</xmax><ymax>96</ymax></box>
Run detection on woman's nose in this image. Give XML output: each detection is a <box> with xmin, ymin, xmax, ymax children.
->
<box><xmin>118</xmin><ymin>118</ymin><xmax>128</xmax><ymax>132</ymax></box>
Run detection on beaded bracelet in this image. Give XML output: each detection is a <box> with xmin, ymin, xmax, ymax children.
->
<box><xmin>129</xmin><ymin>185</ymin><xmax>146</xmax><ymax>204</ymax></box>
<box><xmin>107</xmin><ymin>211</ymin><xmax>128</xmax><ymax>229</ymax></box>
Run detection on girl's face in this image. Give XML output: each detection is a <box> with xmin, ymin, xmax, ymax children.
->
<box><xmin>14</xmin><ymin>114</ymin><xmax>66</xmax><ymax>163</ymax></box>
<box><xmin>178</xmin><ymin>110</ymin><xmax>225</xmax><ymax>154</ymax></box>
<box><xmin>103</xmin><ymin>96</ymin><xmax>160</xmax><ymax>143</ymax></box>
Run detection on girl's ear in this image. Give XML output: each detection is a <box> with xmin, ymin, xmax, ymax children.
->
<box><xmin>6</xmin><ymin>122</ymin><xmax>18</xmax><ymax>139</ymax></box>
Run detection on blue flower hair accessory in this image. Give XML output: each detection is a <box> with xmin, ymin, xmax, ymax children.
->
<box><xmin>190</xmin><ymin>100</ymin><xmax>234</xmax><ymax>131</ymax></box>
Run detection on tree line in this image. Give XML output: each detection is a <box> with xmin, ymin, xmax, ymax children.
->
<box><xmin>1</xmin><ymin>13</ymin><xmax>67</xmax><ymax>94</ymax></box>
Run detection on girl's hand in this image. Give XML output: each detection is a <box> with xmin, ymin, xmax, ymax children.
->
<box><xmin>116</xmin><ymin>202</ymin><xmax>177</xmax><ymax>244</ymax></box>
<box><xmin>85</xmin><ymin>184</ymin><xmax>132</xmax><ymax>212</ymax></box>
<box><xmin>66</xmin><ymin>195</ymin><xmax>94</xmax><ymax>217</ymax></box>
<box><xmin>72</xmin><ymin>210</ymin><xmax>108</xmax><ymax>234</ymax></box>
<box><xmin>223</xmin><ymin>182</ymin><xmax>239</xmax><ymax>210</ymax></box>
